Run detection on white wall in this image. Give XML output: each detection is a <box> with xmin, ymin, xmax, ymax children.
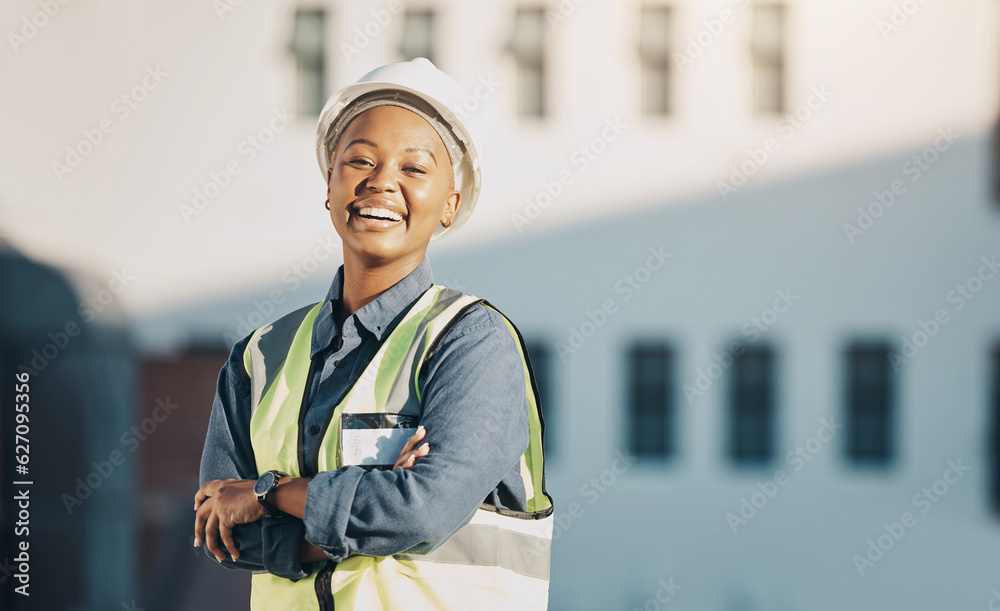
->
<box><xmin>1</xmin><ymin>0</ymin><xmax>995</xmax><ymax>319</ymax></box>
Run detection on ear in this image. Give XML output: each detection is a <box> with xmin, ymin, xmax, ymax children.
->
<box><xmin>441</xmin><ymin>190</ymin><xmax>461</xmax><ymax>225</ymax></box>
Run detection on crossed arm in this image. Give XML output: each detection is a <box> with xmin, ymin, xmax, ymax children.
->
<box><xmin>193</xmin><ymin>305</ymin><xmax>530</xmax><ymax>576</ymax></box>
<box><xmin>194</xmin><ymin>427</ymin><xmax>430</xmax><ymax>563</ymax></box>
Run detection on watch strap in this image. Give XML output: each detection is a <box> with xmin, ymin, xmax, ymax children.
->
<box><xmin>258</xmin><ymin>495</ymin><xmax>281</xmax><ymax>518</ymax></box>
<box><xmin>256</xmin><ymin>470</ymin><xmax>289</xmax><ymax>517</ymax></box>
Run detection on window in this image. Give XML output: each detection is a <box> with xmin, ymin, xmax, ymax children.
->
<box><xmin>290</xmin><ymin>8</ymin><xmax>327</xmax><ymax>116</ymax></box>
<box><xmin>524</xmin><ymin>340</ymin><xmax>554</xmax><ymax>454</ymax></box>
<box><xmin>508</xmin><ymin>7</ymin><xmax>547</xmax><ymax>118</ymax></box>
<box><xmin>750</xmin><ymin>4</ymin><xmax>785</xmax><ymax>114</ymax></box>
<box><xmin>638</xmin><ymin>5</ymin><xmax>673</xmax><ymax>115</ymax></box>
<box><xmin>991</xmin><ymin>344</ymin><xmax>1000</xmax><ymax>514</ymax></box>
<box><xmin>993</xmin><ymin>121</ymin><xmax>1000</xmax><ymax>205</ymax></box>
<box><xmin>400</xmin><ymin>9</ymin><xmax>436</xmax><ymax>63</ymax></box>
<box><xmin>728</xmin><ymin>345</ymin><xmax>775</xmax><ymax>464</ymax></box>
<box><xmin>627</xmin><ymin>343</ymin><xmax>674</xmax><ymax>458</ymax></box>
<box><xmin>845</xmin><ymin>341</ymin><xmax>894</xmax><ymax>464</ymax></box>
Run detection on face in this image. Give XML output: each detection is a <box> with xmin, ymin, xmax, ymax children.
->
<box><xmin>326</xmin><ymin>105</ymin><xmax>460</xmax><ymax>267</ymax></box>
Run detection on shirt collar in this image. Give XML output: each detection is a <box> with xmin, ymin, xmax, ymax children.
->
<box><xmin>310</xmin><ymin>257</ymin><xmax>434</xmax><ymax>358</ymax></box>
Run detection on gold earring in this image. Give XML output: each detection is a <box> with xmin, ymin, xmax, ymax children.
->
<box><xmin>325</xmin><ymin>199</ymin><xmax>330</xmax><ymax>210</ymax></box>
<box><xmin>441</xmin><ymin>217</ymin><xmax>452</xmax><ymax>228</ymax></box>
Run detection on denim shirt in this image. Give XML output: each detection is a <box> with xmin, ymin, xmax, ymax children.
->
<box><xmin>197</xmin><ymin>257</ymin><xmax>530</xmax><ymax>580</ymax></box>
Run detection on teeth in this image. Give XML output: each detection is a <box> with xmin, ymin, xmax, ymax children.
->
<box><xmin>358</xmin><ymin>206</ymin><xmax>403</xmax><ymax>222</ymax></box>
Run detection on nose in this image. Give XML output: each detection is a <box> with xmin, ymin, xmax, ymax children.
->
<box><xmin>365</xmin><ymin>163</ymin><xmax>397</xmax><ymax>192</ymax></box>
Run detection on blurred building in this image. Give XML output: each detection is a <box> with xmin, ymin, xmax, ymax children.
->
<box><xmin>2</xmin><ymin>0</ymin><xmax>999</xmax><ymax>609</ymax></box>
<box><xmin>0</xmin><ymin>246</ymin><xmax>134</xmax><ymax>611</ymax></box>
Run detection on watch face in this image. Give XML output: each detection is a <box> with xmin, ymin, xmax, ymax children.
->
<box><xmin>254</xmin><ymin>471</ymin><xmax>276</xmax><ymax>495</ymax></box>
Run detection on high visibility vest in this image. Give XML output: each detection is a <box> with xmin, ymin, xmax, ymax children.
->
<box><xmin>243</xmin><ymin>284</ymin><xmax>553</xmax><ymax>611</ymax></box>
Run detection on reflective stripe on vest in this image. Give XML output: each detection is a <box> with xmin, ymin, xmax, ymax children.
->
<box><xmin>244</xmin><ymin>285</ymin><xmax>553</xmax><ymax>611</ymax></box>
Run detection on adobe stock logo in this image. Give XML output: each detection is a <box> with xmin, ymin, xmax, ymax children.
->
<box><xmin>632</xmin><ymin>576</ymin><xmax>681</xmax><ymax>611</ymax></box>
<box><xmin>976</xmin><ymin>588</ymin><xmax>1000</xmax><ymax>611</ymax></box>
<box><xmin>673</xmin><ymin>0</ymin><xmax>749</xmax><ymax>68</ymax></box>
<box><xmin>340</xmin><ymin>1</ymin><xmax>404</xmax><ymax>61</ymax></box>
<box><xmin>725</xmin><ymin>417</ymin><xmax>841</xmax><ymax>534</ymax></box>
<box><xmin>511</xmin><ymin>116</ymin><xmax>627</xmax><ymax>233</ymax></box>
<box><xmin>888</xmin><ymin>254</ymin><xmax>998</xmax><ymax>372</ymax></box>
<box><xmin>716</xmin><ymin>86</ymin><xmax>832</xmax><ymax>200</ymax></box>
<box><xmin>51</xmin><ymin>66</ymin><xmax>168</xmax><ymax>182</ymax></box>
<box><xmin>62</xmin><ymin>398</ymin><xmax>181</xmax><ymax>514</ymax></box>
<box><xmin>179</xmin><ymin>108</ymin><xmax>292</xmax><ymax>223</ymax></box>
<box><xmin>8</xmin><ymin>0</ymin><xmax>74</xmax><ymax>55</ymax></box>
<box><xmin>852</xmin><ymin>458</ymin><xmax>970</xmax><ymax>576</ymax></box>
<box><xmin>556</xmin><ymin>246</ymin><xmax>671</xmax><ymax>361</ymax></box>
<box><xmin>842</xmin><ymin>127</ymin><xmax>959</xmax><ymax>244</ymax></box>
<box><xmin>877</xmin><ymin>0</ymin><xmax>933</xmax><ymax>40</ymax></box>
<box><xmin>683</xmin><ymin>287</ymin><xmax>799</xmax><ymax>404</ymax></box>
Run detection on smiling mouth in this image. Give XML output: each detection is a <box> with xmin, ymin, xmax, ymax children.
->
<box><xmin>355</xmin><ymin>206</ymin><xmax>404</xmax><ymax>223</ymax></box>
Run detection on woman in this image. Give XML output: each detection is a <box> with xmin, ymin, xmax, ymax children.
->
<box><xmin>194</xmin><ymin>58</ymin><xmax>553</xmax><ymax>610</ymax></box>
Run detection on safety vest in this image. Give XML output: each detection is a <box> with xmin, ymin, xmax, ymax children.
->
<box><xmin>243</xmin><ymin>284</ymin><xmax>553</xmax><ymax>611</ymax></box>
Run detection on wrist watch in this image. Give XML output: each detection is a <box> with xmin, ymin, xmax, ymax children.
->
<box><xmin>253</xmin><ymin>470</ymin><xmax>289</xmax><ymax>517</ymax></box>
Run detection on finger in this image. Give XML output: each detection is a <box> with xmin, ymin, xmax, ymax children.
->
<box><xmin>221</xmin><ymin>520</ymin><xmax>240</xmax><ymax>561</ymax></box>
<box><xmin>194</xmin><ymin>502</ymin><xmax>209</xmax><ymax>547</ymax></box>
<box><xmin>408</xmin><ymin>443</ymin><xmax>430</xmax><ymax>464</ymax></box>
<box><xmin>397</xmin><ymin>425</ymin><xmax>425</xmax><ymax>457</ymax></box>
<box><xmin>194</xmin><ymin>480</ymin><xmax>223</xmax><ymax>510</ymax></box>
<box><xmin>194</xmin><ymin>493</ymin><xmax>210</xmax><ymax>511</ymax></box>
<box><xmin>394</xmin><ymin>450</ymin><xmax>417</xmax><ymax>471</ymax></box>
<box><xmin>206</xmin><ymin>513</ymin><xmax>225</xmax><ymax>562</ymax></box>
<box><xmin>194</xmin><ymin>485</ymin><xmax>209</xmax><ymax>510</ymax></box>
<box><xmin>394</xmin><ymin>427</ymin><xmax>425</xmax><ymax>469</ymax></box>
<box><xmin>406</xmin><ymin>425</ymin><xmax>426</xmax><ymax>450</ymax></box>
<box><xmin>396</xmin><ymin>441</ymin><xmax>431</xmax><ymax>470</ymax></box>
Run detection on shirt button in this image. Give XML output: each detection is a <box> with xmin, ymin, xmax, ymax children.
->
<box><xmin>309</xmin><ymin>424</ymin><xmax>320</xmax><ymax>435</ymax></box>
<box><xmin>334</xmin><ymin>359</ymin><xmax>343</xmax><ymax>368</ymax></box>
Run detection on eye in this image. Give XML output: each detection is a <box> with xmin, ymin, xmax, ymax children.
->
<box><xmin>346</xmin><ymin>157</ymin><xmax>373</xmax><ymax>167</ymax></box>
<box><xmin>403</xmin><ymin>165</ymin><xmax>426</xmax><ymax>175</ymax></box>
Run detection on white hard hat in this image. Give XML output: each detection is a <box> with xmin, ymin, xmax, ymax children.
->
<box><xmin>316</xmin><ymin>58</ymin><xmax>483</xmax><ymax>240</ymax></box>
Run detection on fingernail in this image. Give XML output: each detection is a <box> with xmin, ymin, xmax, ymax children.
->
<box><xmin>417</xmin><ymin>425</ymin><xmax>424</xmax><ymax>432</ymax></box>
<box><xmin>419</xmin><ymin>442</ymin><xmax>429</xmax><ymax>450</ymax></box>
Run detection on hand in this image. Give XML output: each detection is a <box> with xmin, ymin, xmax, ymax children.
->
<box><xmin>393</xmin><ymin>425</ymin><xmax>430</xmax><ymax>470</ymax></box>
<box><xmin>193</xmin><ymin>478</ymin><xmax>265</xmax><ymax>562</ymax></box>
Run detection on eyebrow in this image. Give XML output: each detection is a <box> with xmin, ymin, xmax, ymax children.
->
<box><xmin>344</xmin><ymin>138</ymin><xmax>378</xmax><ymax>150</ymax></box>
<box><xmin>406</xmin><ymin>146</ymin><xmax>437</xmax><ymax>165</ymax></box>
<box><xmin>344</xmin><ymin>139</ymin><xmax>437</xmax><ymax>165</ymax></box>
